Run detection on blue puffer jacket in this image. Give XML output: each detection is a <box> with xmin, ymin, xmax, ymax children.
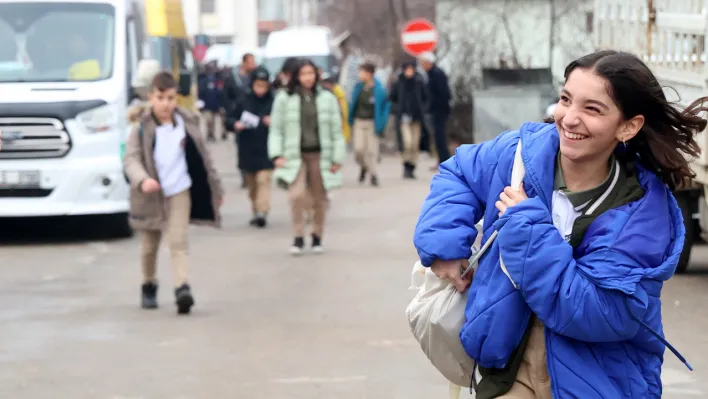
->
<box><xmin>414</xmin><ymin>122</ymin><xmax>690</xmax><ymax>398</ymax></box>
<box><xmin>348</xmin><ymin>78</ymin><xmax>391</xmax><ymax>135</ymax></box>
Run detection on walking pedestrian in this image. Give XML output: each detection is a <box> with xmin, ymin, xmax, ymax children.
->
<box><xmin>389</xmin><ymin>61</ymin><xmax>429</xmax><ymax>179</ymax></box>
<box><xmin>123</xmin><ymin>71</ymin><xmax>224</xmax><ymax>315</ymax></box>
<box><xmin>418</xmin><ymin>52</ymin><xmax>452</xmax><ymax>169</ymax></box>
<box><xmin>413</xmin><ymin>50</ymin><xmax>701</xmax><ymax>398</ymax></box>
<box><xmin>198</xmin><ymin>60</ymin><xmax>222</xmax><ymax>141</ymax></box>
<box><xmin>268</xmin><ymin>59</ymin><xmax>346</xmax><ymax>255</ymax></box>
<box><xmin>348</xmin><ymin>62</ymin><xmax>390</xmax><ymax>187</ymax></box>
<box><xmin>320</xmin><ymin>72</ymin><xmax>350</xmax><ymax>144</ymax></box>
<box><xmin>319</xmin><ymin>72</ymin><xmax>350</xmax><ymax>210</ymax></box>
<box><xmin>272</xmin><ymin>57</ymin><xmax>300</xmax><ymax>92</ymax></box>
<box><xmin>226</xmin><ymin>66</ymin><xmax>275</xmax><ymax>228</ymax></box>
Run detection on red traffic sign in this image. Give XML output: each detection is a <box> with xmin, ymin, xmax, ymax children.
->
<box><xmin>193</xmin><ymin>44</ymin><xmax>208</xmax><ymax>63</ymax></box>
<box><xmin>401</xmin><ymin>18</ymin><xmax>438</xmax><ymax>56</ymax></box>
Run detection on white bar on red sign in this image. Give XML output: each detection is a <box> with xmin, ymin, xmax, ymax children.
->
<box><xmin>401</xmin><ymin>31</ymin><xmax>437</xmax><ymax>44</ymax></box>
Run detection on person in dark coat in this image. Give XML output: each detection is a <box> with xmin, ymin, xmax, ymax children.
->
<box><xmin>225</xmin><ymin>67</ymin><xmax>275</xmax><ymax>227</ymax></box>
<box><xmin>219</xmin><ymin>66</ymin><xmax>248</xmax><ymax>187</ymax></box>
<box><xmin>389</xmin><ymin>61</ymin><xmax>430</xmax><ymax>179</ymax></box>
<box><xmin>418</xmin><ymin>52</ymin><xmax>452</xmax><ymax>168</ymax></box>
<box><xmin>197</xmin><ymin>61</ymin><xmax>223</xmax><ymax>141</ymax></box>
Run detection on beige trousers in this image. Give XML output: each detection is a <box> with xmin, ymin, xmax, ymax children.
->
<box><xmin>202</xmin><ymin>110</ymin><xmax>217</xmax><ymax>139</ymax></box>
<box><xmin>497</xmin><ymin>318</ymin><xmax>553</xmax><ymax>399</ymax></box>
<box><xmin>288</xmin><ymin>153</ymin><xmax>327</xmax><ymax>237</ymax></box>
<box><xmin>245</xmin><ymin>170</ymin><xmax>272</xmax><ymax>214</ymax></box>
<box><xmin>401</xmin><ymin>120</ymin><xmax>422</xmax><ymax>164</ymax></box>
<box><xmin>141</xmin><ymin>189</ymin><xmax>191</xmax><ymax>287</ymax></box>
<box><xmin>353</xmin><ymin>118</ymin><xmax>379</xmax><ymax>176</ymax></box>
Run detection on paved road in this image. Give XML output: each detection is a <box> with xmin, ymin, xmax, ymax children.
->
<box><xmin>0</xmin><ymin>141</ymin><xmax>706</xmax><ymax>398</ymax></box>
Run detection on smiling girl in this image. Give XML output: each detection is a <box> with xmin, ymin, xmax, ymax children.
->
<box><xmin>413</xmin><ymin>50</ymin><xmax>706</xmax><ymax>398</ymax></box>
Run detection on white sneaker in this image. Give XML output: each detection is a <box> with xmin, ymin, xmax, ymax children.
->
<box><xmin>290</xmin><ymin>237</ymin><xmax>304</xmax><ymax>256</ymax></box>
<box><xmin>311</xmin><ymin>235</ymin><xmax>324</xmax><ymax>254</ymax></box>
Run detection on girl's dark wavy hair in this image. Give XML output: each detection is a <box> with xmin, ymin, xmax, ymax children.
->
<box><xmin>286</xmin><ymin>58</ymin><xmax>320</xmax><ymax>95</ymax></box>
<box><xmin>557</xmin><ymin>50</ymin><xmax>708</xmax><ymax>190</ymax></box>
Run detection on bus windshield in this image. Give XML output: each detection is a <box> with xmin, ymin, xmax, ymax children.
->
<box><xmin>0</xmin><ymin>2</ymin><xmax>115</xmax><ymax>83</ymax></box>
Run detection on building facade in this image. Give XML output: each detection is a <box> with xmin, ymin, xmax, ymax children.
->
<box><xmin>180</xmin><ymin>0</ymin><xmax>320</xmax><ymax>50</ymax></box>
<box><xmin>181</xmin><ymin>0</ymin><xmax>259</xmax><ymax>48</ymax></box>
<box><xmin>258</xmin><ymin>0</ymin><xmax>319</xmax><ymax>46</ymax></box>
<box><xmin>436</xmin><ymin>0</ymin><xmax>595</xmax><ymax>85</ymax></box>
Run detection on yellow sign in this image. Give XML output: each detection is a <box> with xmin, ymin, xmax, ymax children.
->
<box><xmin>144</xmin><ymin>0</ymin><xmax>187</xmax><ymax>38</ymax></box>
<box><xmin>68</xmin><ymin>59</ymin><xmax>102</xmax><ymax>81</ymax></box>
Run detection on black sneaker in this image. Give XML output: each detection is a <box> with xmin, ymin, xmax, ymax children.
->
<box><xmin>403</xmin><ymin>162</ymin><xmax>415</xmax><ymax>179</ymax></box>
<box><xmin>253</xmin><ymin>213</ymin><xmax>268</xmax><ymax>228</ymax></box>
<box><xmin>371</xmin><ymin>175</ymin><xmax>379</xmax><ymax>187</ymax></box>
<box><xmin>175</xmin><ymin>284</ymin><xmax>194</xmax><ymax>315</ymax></box>
<box><xmin>249</xmin><ymin>216</ymin><xmax>259</xmax><ymax>226</ymax></box>
<box><xmin>289</xmin><ymin>236</ymin><xmax>305</xmax><ymax>255</ymax></box>
<box><xmin>254</xmin><ymin>214</ymin><xmax>267</xmax><ymax>228</ymax></box>
<box><xmin>141</xmin><ymin>282</ymin><xmax>158</xmax><ymax>309</ymax></box>
<box><xmin>311</xmin><ymin>234</ymin><xmax>323</xmax><ymax>254</ymax></box>
<box><xmin>359</xmin><ymin>167</ymin><xmax>367</xmax><ymax>183</ymax></box>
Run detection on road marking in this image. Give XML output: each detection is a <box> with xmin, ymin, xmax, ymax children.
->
<box><xmin>87</xmin><ymin>242</ymin><xmax>109</xmax><ymax>253</ymax></box>
<box><xmin>662</xmin><ymin>367</ymin><xmax>695</xmax><ymax>385</ymax></box>
<box><xmin>367</xmin><ymin>338</ymin><xmax>417</xmax><ymax>349</ymax></box>
<box><xmin>271</xmin><ymin>375</ymin><xmax>367</xmax><ymax>384</ymax></box>
<box><xmin>664</xmin><ymin>387</ymin><xmax>703</xmax><ymax>395</ymax></box>
<box><xmin>78</xmin><ymin>255</ymin><xmax>96</xmax><ymax>265</ymax></box>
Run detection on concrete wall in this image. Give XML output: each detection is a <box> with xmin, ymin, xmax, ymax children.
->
<box><xmin>436</xmin><ymin>0</ymin><xmax>595</xmax><ymax>85</ymax></box>
<box><xmin>473</xmin><ymin>87</ymin><xmax>556</xmax><ymax>143</ymax></box>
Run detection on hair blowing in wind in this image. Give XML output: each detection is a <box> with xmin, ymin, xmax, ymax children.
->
<box><xmin>563</xmin><ymin>50</ymin><xmax>708</xmax><ymax>190</ymax></box>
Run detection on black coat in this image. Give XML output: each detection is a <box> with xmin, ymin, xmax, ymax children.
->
<box><xmin>426</xmin><ymin>65</ymin><xmax>452</xmax><ymax>115</ymax></box>
<box><xmin>389</xmin><ymin>72</ymin><xmax>430</xmax><ymax>122</ymax></box>
<box><xmin>226</xmin><ymin>90</ymin><xmax>274</xmax><ymax>172</ymax></box>
<box><xmin>221</xmin><ymin>70</ymin><xmax>246</xmax><ymax>132</ymax></box>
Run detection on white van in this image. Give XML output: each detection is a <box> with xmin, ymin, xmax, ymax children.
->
<box><xmin>262</xmin><ymin>26</ymin><xmax>341</xmax><ymax>76</ymax></box>
<box><xmin>0</xmin><ymin>0</ymin><xmax>196</xmax><ymax>237</ymax></box>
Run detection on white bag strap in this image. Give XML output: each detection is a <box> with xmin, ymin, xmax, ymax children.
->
<box><xmin>510</xmin><ymin>140</ymin><xmax>525</xmax><ymax>191</ymax></box>
<box><xmin>462</xmin><ymin>140</ymin><xmax>525</xmax><ymax>280</ymax></box>
<box><xmin>498</xmin><ymin>139</ymin><xmax>525</xmax><ymax>289</ymax></box>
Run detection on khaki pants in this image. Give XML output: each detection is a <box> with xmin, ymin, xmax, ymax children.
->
<box><xmin>141</xmin><ymin>189</ymin><xmax>191</xmax><ymax>287</ymax></box>
<box><xmin>288</xmin><ymin>153</ymin><xmax>327</xmax><ymax>237</ymax></box>
<box><xmin>498</xmin><ymin>318</ymin><xmax>553</xmax><ymax>399</ymax></box>
<box><xmin>245</xmin><ymin>170</ymin><xmax>272</xmax><ymax>214</ymax></box>
<box><xmin>202</xmin><ymin>110</ymin><xmax>217</xmax><ymax>139</ymax></box>
<box><xmin>401</xmin><ymin>120</ymin><xmax>422</xmax><ymax>165</ymax></box>
<box><xmin>353</xmin><ymin>118</ymin><xmax>379</xmax><ymax>176</ymax></box>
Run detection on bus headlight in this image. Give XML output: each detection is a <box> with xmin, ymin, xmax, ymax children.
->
<box><xmin>76</xmin><ymin>103</ymin><xmax>120</xmax><ymax>133</ymax></box>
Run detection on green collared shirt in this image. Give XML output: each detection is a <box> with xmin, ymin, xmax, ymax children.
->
<box><xmin>553</xmin><ymin>152</ymin><xmax>617</xmax><ymax>212</ymax></box>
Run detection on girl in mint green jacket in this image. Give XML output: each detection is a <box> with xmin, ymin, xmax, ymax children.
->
<box><xmin>268</xmin><ymin>59</ymin><xmax>346</xmax><ymax>255</ymax></box>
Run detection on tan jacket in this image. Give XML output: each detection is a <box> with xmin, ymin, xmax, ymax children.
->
<box><xmin>123</xmin><ymin>107</ymin><xmax>224</xmax><ymax>231</ymax></box>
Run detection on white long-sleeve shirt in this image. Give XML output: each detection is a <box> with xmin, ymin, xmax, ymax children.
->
<box><xmin>153</xmin><ymin>114</ymin><xmax>192</xmax><ymax>197</ymax></box>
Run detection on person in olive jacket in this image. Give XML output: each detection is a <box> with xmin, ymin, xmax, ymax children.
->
<box><xmin>226</xmin><ymin>67</ymin><xmax>275</xmax><ymax>227</ymax></box>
